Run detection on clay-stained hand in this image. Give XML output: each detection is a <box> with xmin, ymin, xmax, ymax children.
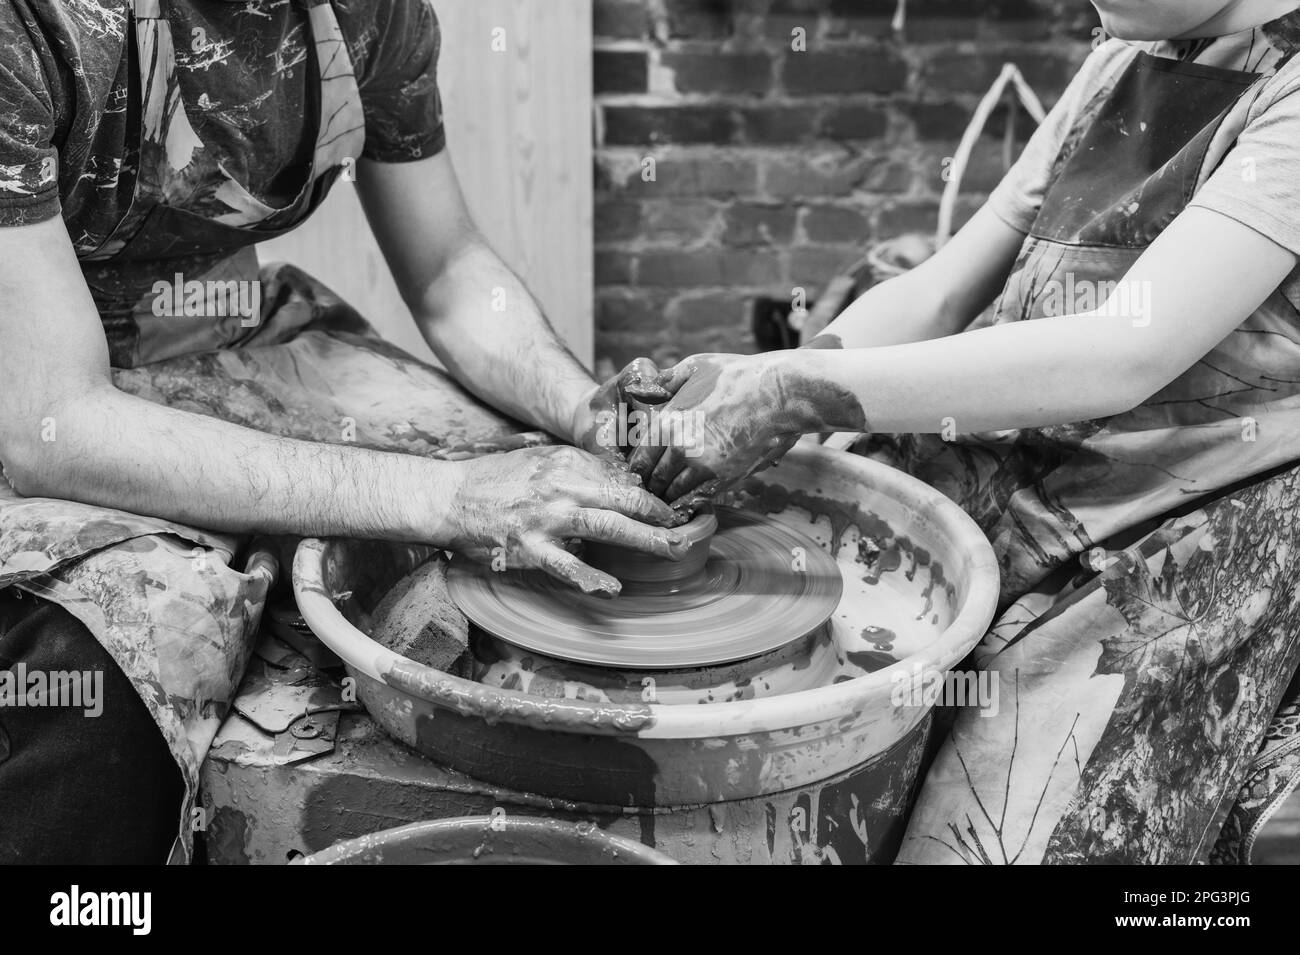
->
<box><xmin>571</xmin><ymin>357</ymin><xmax>676</xmax><ymax>461</ymax></box>
<box><xmin>628</xmin><ymin>353</ymin><xmax>807</xmax><ymax>515</ymax></box>
<box><xmin>445</xmin><ymin>446</ymin><xmax>686</xmax><ymax>595</ymax></box>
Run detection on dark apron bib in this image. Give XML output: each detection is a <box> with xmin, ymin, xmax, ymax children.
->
<box><xmin>1032</xmin><ymin>51</ymin><xmax>1259</xmax><ymax>248</ymax></box>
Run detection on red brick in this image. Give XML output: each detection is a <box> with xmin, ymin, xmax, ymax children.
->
<box><xmin>723</xmin><ymin>203</ymin><xmax>799</xmax><ymax>247</ymax></box>
<box><xmin>770</xmin><ymin>0</ymin><xmax>839</xmax><ymax>13</ymax></box>
<box><xmin>595</xmin><ymin>199</ymin><xmax>644</xmax><ymax>241</ymax></box>
<box><xmin>603</xmin><ymin>105</ymin><xmax>738</xmax><ymax>146</ymax></box>
<box><xmin>903</xmin><ymin>100</ymin><xmax>971</xmax><ymax>141</ymax></box>
<box><xmin>917</xmin><ymin>140</ymin><xmax>1017</xmax><ymax>193</ymax></box>
<box><xmin>906</xmin><ymin>100</ymin><xmax>1042</xmax><ymax>147</ymax></box>
<box><xmin>648</xmin><ymin>340</ymin><xmax>690</xmax><ymax>368</ymax></box>
<box><xmin>801</xmin><ymin>204</ymin><xmax>871</xmax><ymax>243</ymax></box>
<box><xmin>860</xmin><ymin>159</ymin><xmax>917</xmax><ymax>193</ymax></box>
<box><xmin>640</xmin><ymin>199</ymin><xmax>722</xmax><ymax>240</ymax></box>
<box><xmin>668</xmin><ymin>329</ymin><xmax>758</xmax><ymax>361</ymax></box>
<box><xmin>662</xmin><ymin>51</ymin><xmax>774</xmax><ymax>96</ymax></box>
<box><xmin>787</xmin><ymin>245</ymin><xmax>863</xmax><ymax>288</ymax></box>
<box><xmin>663</xmin><ymin>0</ymin><xmax>733</xmax><ymax>40</ymax></box>
<box><xmin>600</xmin><ymin>333</ymin><xmax>670</xmax><ymax>369</ymax></box>
<box><xmin>615</xmin><ymin>154</ymin><xmax>761</xmax><ymax>198</ymax></box>
<box><xmin>596</xmin><ymin>289</ymin><xmax>670</xmax><ymax>333</ymax></box>
<box><xmin>594</xmin><ymin>0</ymin><xmax>650</xmax><ymax>39</ymax></box>
<box><xmin>782</xmin><ymin>49</ymin><xmax>909</xmax><ymax>95</ymax></box>
<box><xmin>921</xmin><ymin>50</ymin><xmax>1075</xmax><ymax>97</ymax></box>
<box><xmin>845</xmin><ymin>16</ymin><xmax>1055</xmax><ymax>43</ymax></box>
<box><xmin>762</xmin><ymin>151</ymin><xmax>874</xmax><ymax>198</ymax></box>
<box><xmin>637</xmin><ymin>249</ymin><xmax>783</xmax><ymax>288</ymax></box>
<box><xmin>596</xmin><ymin>250</ymin><xmax>636</xmax><ymax>285</ymax></box>
<box><xmin>762</xmin><ymin>13</ymin><xmax>823</xmax><ymax>44</ymax></box>
<box><xmin>594</xmin><ymin>50</ymin><xmax>649</xmax><ymax>94</ymax></box>
<box><xmin>738</xmin><ymin>105</ymin><xmax>820</xmax><ymax>144</ymax></box>
<box><xmin>874</xmin><ymin>200</ymin><xmax>941</xmax><ymax>238</ymax></box>
<box><xmin>831</xmin><ymin>0</ymin><xmax>1040</xmax><ymax>17</ymax></box>
<box><xmin>817</xmin><ymin>103</ymin><xmax>889</xmax><ymax>140</ymax></box>
<box><xmin>594</xmin><ymin>157</ymin><xmax>616</xmax><ymax>194</ymax></box>
<box><xmin>820</xmin><ymin>0</ymin><xmax>1064</xmax><ymax>39</ymax></box>
<box><xmin>670</xmin><ymin>292</ymin><xmax>751</xmax><ymax>333</ymax></box>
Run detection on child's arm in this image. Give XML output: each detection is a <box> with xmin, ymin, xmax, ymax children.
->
<box><xmin>805</xmin><ymin>206</ymin><xmax>1028</xmax><ymax>349</ymax></box>
<box><xmin>637</xmin><ymin>207</ymin><xmax>1298</xmax><ymax>503</ymax></box>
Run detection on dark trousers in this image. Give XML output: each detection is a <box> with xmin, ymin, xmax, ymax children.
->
<box><xmin>0</xmin><ymin>593</ymin><xmax>183</xmax><ymax>864</ymax></box>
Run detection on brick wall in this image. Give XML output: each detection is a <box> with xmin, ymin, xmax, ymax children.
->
<box><xmin>592</xmin><ymin>0</ymin><xmax>1098</xmax><ymax>373</ymax></box>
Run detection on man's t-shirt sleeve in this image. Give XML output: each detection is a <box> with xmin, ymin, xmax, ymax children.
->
<box><xmin>358</xmin><ymin>0</ymin><xmax>447</xmax><ymax>163</ymax></box>
<box><xmin>0</xmin><ymin>7</ymin><xmax>61</xmax><ymax>225</ymax></box>
<box><xmin>1190</xmin><ymin>65</ymin><xmax>1300</xmax><ymax>260</ymax></box>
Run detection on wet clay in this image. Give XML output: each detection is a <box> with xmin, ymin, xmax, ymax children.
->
<box><xmin>447</xmin><ymin>507</ymin><xmax>843</xmax><ymax>669</ymax></box>
<box><xmin>584</xmin><ymin>511</ymin><xmax>717</xmax><ymax>594</ymax></box>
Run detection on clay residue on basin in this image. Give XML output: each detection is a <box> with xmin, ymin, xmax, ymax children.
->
<box><xmin>293</xmin><ymin>443</ymin><xmax>1000</xmax><ymax>810</ymax></box>
<box><xmin>735</xmin><ymin>475</ymin><xmax>958</xmax><ymax>665</ymax></box>
<box><xmin>364</xmin><ymin>483</ymin><xmax>958</xmax><ymax>709</ymax></box>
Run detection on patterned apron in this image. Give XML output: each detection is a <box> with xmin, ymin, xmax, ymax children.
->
<box><xmin>888</xmin><ymin>27</ymin><xmax>1300</xmax><ymax>863</ymax></box>
<box><xmin>0</xmin><ymin>0</ymin><xmax>540</xmax><ymax>863</ymax></box>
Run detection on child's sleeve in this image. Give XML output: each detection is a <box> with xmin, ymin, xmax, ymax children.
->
<box><xmin>1190</xmin><ymin>69</ymin><xmax>1300</xmax><ymax>260</ymax></box>
<box><xmin>985</xmin><ymin>42</ymin><xmax>1136</xmax><ymax>235</ymax></box>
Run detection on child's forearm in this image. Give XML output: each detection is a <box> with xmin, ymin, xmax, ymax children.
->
<box><xmin>811</xmin><ymin>268</ymin><xmax>961</xmax><ymax>349</ymax></box>
<box><xmin>812</xmin><ymin>207</ymin><xmax>1027</xmax><ymax>350</ymax></box>
<box><xmin>773</xmin><ymin>311</ymin><xmax>1162</xmax><ymax>435</ymax></box>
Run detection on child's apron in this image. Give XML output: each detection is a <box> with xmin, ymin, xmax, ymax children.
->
<box><xmin>888</xmin><ymin>26</ymin><xmax>1300</xmax><ymax>863</ymax></box>
<box><xmin>0</xmin><ymin>0</ymin><xmax>540</xmax><ymax>863</ymax></box>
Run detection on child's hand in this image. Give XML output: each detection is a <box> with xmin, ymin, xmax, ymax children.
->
<box><xmin>627</xmin><ymin>353</ymin><xmax>809</xmax><ymax>512</ymax></box>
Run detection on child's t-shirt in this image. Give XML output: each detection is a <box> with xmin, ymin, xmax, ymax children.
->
<box><xmin>990</xmin><ymin>28</ymin><xmax>1300</xmax><ymax>272</ymax></box>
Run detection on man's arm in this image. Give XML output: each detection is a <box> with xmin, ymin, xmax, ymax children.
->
<box><xmin>0</xmin><ymin>219</ymin><xmax>454</xmax><ymax>541</ymax></box>
<box><xmin>355</xmin><ymin>151</ymin><xmax>597</xmax><ymax>446</ymax></box>
<box><xmin>0</xmin><ymin>217</ymin><xmax>681</xmax><ymax>593</ymax></box>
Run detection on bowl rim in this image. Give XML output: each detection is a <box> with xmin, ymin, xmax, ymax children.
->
<box><xmin>292</xmin><ymin>444</ymin><xmax>1000</xmax><ymax>741</ymax></box>
<box><xmin>295</xmin><ymin>815</ymin><xmax>679</xmax><ymax>865</ymax></box>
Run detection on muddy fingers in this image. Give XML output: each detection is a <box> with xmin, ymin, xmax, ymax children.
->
<box><xmin>531</xmin><ymin>541</ymin><xmax>620</xmax><ymax>596</ymax></box>
<box><xmin>569</xmin><ymin>508</ymin><xmax>685</xmax><ymax>559</ymax></box>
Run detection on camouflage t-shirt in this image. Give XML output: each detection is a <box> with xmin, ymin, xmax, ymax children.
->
<box><xmin>0</xmin><ymin>0</ymin><xmax>445</xmax><ymax>243</ymax></box>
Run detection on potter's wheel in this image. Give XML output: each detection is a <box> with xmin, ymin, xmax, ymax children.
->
<box><xmin>447</xmin><ymin>506</ymin><xmax>843</xmax><ymax>669</ymax></box>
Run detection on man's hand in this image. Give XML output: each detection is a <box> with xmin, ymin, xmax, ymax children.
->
<box><xmin>571</xmin><ymin>357</ymin><xmax>675</xmax><ymax>460</ymax></box>
<box><xmin>444</xmin><ymin>446</ymin><xmax>685</xmax><ymax>595</ymax></box>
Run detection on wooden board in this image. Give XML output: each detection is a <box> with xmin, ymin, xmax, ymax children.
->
<box><xmin>258</xmin><ymin>0</ymin><xmax>594</xmax><ymax>366</ymax></box>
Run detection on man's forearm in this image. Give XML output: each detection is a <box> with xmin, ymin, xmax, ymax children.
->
<box><xmin>413</xmin><ymin>239</ymin><xmax>594</xmax><ymax>443</ymax></box>
<box><xmin>10</xmin><ymin>384</ymin><xmax>460</xmax><ymax>543</ymax></box>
